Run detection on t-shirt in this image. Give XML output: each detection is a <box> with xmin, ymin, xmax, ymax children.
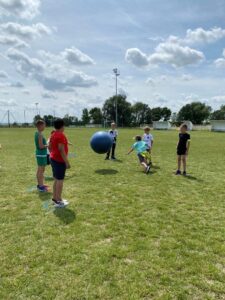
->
<box><xmin>109</xmin><ymin>129</ymin><xmax>118</xmax><ymax>143</ymax></box>
<box><xmin>34</xmin><ymin>131</ymin><xmax>47</xmax><ymax>157</ymax></box>
<box><xmin>50</xmin><ymin>131</ymin><xmax>68</xmax><ymax>162</ymax></box>
<box><xmin>177</xmin><ymin>133</ymin><xmax>190</xmax><ymax>150</ymax></box>
<box><xmin>143</xmin><ymin>133</ymin><xmax>154</xmax><ymax>149</ymax></box>
<box><xmin>132</xmin><ymin>141</ymin><xmax>147</xmax><ymax>154</ymax></box>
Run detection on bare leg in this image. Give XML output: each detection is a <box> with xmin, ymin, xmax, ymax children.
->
<box><xmin>182</xmin><ymin>155</ymin><xmax>187</xmax><ymax>172</ymax></box>
<box><xmin>177</xmin><ymin>155</ymin><xmax>181</xmax><ymax>171</ymax></box>
<box><xmin>53</xmin><ymin>178</ymin><xmax>57</xmax><ymax>200</ymax></box>
<box><xmin>55</xmin><ymin>180</ymin><xmax>64</xmax><ymax>201</ymax></box>
<box><xmin>37</xmin><ymin>166</ymin><xmax>45</xmax><ymax>186</ymax></box>
<box><xmin>141</xmin><ymin>162</ymin><xmax>148</xmax><ymax>172</ymax></box>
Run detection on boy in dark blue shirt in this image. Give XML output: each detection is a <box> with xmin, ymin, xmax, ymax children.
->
<box><xmin>176</xmin><ymin>124</ymin><xmax>191</xmax><ymax>176</ymax></box>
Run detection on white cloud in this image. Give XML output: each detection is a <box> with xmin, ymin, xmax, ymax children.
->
<box><xmin>42</xmin><ymin>91</ymin><xmax>57</xmax><ymax>99</ymax></box>
<box><xmin>184</xmin><ymin>27</ymin><xmax>225</xmax><ymax>45</ymax></box>
<box><xmin>181</xmin><ymin>74</ymin><xmax>192</xmax><ymax>81</ymax></box>
<box><xmin>10</xmin><ymin>81</ymin><xmax>24</xmax><ymax>88</ymax></box>
<box><xmin>0</xmin><ymin>70</ymin><xmax>8</xmax><ymax>78</ymax></box>
<box><xmin>6</xmin><ymin>48</ymin><xmax>98</xmax><ymax>91</ymax></box>
<box><xmin>0</xmin><ymin>0</ymin><xmax>40</xmax><ymax>19</ymax></box>
<box><xmin>126</xmin><ymin>41</ymin><xmax>204</xmax><ymax>68</ymax></box>
<box><xmin>214</xmin><ymin>49</ymin><xmax>225</xmax><ymax>67</ymax></box>
<box><xmin>39</xmin><ymin>47</ymin><xmax>95</xmax><ymax>66</ymax></box>
<box><xmin>145</xmin><ymin>77</ymin><xmax>155</xmax><ymax>86</ymax></box>
<box><xmin>149</xmin><ymin>41</ymin><xmax>204</xmax><ymax>67</ymax></box>
<box><xmin>125</xmin><ymin>48</ymin><xmax>149</xmax><ymax>67</ymax></box>
<box><xmin>0</xmin><ymin>35</ymin><xmax>29</xmax><ymax>48</ymax></box>
<box><xmin>62</xmin><ymin>47</ymin><xmax>95</xmax><ymax>66</ymax></box>
<box><xmin>0</xmin><ymin>22</ymin><xmax>52</xmax><ymax>40</ymax></box>
<box><xmin>22</xmin><ymin>89</ymin><xmax>30</xmax><ymax>94</ymax></box>
<box><xmin>0</xmin><ymin>99</ymin><xmax>17</xmax><ymax>107</ymax></box>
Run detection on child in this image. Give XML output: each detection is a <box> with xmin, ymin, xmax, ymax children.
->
<box><xmin>105</xmin><ymin>122</ymin><xmax>118</xmax><ymax>160</ymax></box>
<box><xmin>127</xmin><ymin>135</ymin><xmax>150</xmax><ymax>174</ymax></box>
<box><xmin>34</xmin><ymin>120</ymin><xmax>48</xmax><ymax>192</ymax></box>
<box><xmin>49</xmin><ymin>119</ymin><xmax>70</xmax><ymax>208</ymax></box>
<box><xmin>176</xmin><ymin>124</ymin><xmax>191</xmax><ymax>176</ymax></box>
<box><xmin>143</xmin><ymin>126</ymin><xmax>154</xmax><ymax>165</ymax></box>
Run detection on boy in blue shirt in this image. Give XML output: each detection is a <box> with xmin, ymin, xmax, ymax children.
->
<box><xmin>127</xmin><ymin>135</ymin><xmax>150</xmax><ymax>174</ymax></box>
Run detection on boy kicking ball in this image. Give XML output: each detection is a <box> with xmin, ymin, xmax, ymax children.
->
<box><xmin>176</xmin><ymin>124</ymin><xmax>191</xmax><ymax>176</ymax></box>
<box><xmin>49</xmin><ymin>119</ymin><xmax>70</xmax><ymax>208</ymax></box>
<box><xmin>127</xmin><ymin>135</ymin><xmax>150</xmax><ymax>174</ymax></box>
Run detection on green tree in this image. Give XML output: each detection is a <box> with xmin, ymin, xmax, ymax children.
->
<box><xmin>81</xmin><ymin>108</ymin><xmax>90</xmax><ymax>125</ymax></box>
<box><xmin>102</xmin><ymin>95</ymin><xmax>132</xmax><ymax>127</ymax></box>
<box><xmin>131</xmin><ymin>102</ymin><xmax>150</xmax><ymax>126</ymax></box>
<box><xmin>89</xmin><ymin>107</ymin><xmax>103</xmax><ymax>124</ymax></box>
<box><xmin>210</xmin><ymin>105</ymin><xmax>225</xmax><ymax>120</ymax></box>
<box><xmin>178</xmin><ymin>102</ymin><xmax>212</xmax><ymax>124</ymax></box>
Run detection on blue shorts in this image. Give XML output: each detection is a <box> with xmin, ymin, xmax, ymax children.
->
<box><xmin>51</xmin><ymin>159</ymin><xmax>66</xmax><ymax>180</ymax></box>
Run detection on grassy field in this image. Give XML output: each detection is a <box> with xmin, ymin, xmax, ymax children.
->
<box><xmin>0</xmin><ymin>128</ymin><xmax>225</xmax><ymax>300</ymax></box>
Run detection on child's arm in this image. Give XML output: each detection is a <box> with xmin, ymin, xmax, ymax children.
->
<box><xmin>127</xmin><ymin>148</ymin><xmax>134</xmax><ymax>155</ymax></box>
<box><xmin>38</xmin><ymin>134</ymin><xmax>47</xmax><ymax>149</ymax></box>
<box><xmin>186</xmin><ymin>140</ymin><xmax>190</xmax><ymax>155</ymax></box>
<box><xmin>58</xmin><ymin>143</ymin><xmax>71</xmax><ymax>169</ymax></box>
<box><xmin>68</xmin><ymin>141</ymin><xmax>73</xmax><ymax>146</ymax></box>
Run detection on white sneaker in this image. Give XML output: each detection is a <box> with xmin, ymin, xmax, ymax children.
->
<box><xmin>61</xmin><ymin>199</ymin><xmax>69</xmax><ymax>205</ymax></box>
<box><xmin>52</xmin><ymin>199</ymin><xmax>67</xmax><ymax>208</ymax></box>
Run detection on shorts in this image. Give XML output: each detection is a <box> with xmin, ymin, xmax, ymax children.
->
<box><xmin>137</xmin><ymin>153</ymin><xmax>146</xmax><ymax>163</ymax></box>
<box><xmin>47</xmin><ymin>154</ymin><xmax>51</xmax><ymax>165</ymax></box>
<box><xmin>177</xmin><ymin>148</ymin><xmax>187</xmax><ymax>156</ymax></box>
<box><xmin>51</xmin><ymin>159</ymin><xmax>66</xmax><ymax>180</ymax></box>
<box><xmin>36</xmin><ymin>155</ymin><xmax>47</xmax><ymax>166</ymax></box>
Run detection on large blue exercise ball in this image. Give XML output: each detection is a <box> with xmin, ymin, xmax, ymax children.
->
<box><xmin>90</xmin><ymin>131</ymin><xmax>113</xmax><ymax>154</ymax></box>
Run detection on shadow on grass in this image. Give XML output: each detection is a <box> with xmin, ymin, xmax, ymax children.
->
<box><xmin>184</xmin><ymin>175</ymin><xmax>203</xmax><ymax>182</ymax></box>
<box><xmin>111</xmin><ymin>159</ymin><xmax>123</xmax><ymax>163</ymax></box>
<box><xmin>54</xmin><ymin>208</ymin><xmax>76</xmax><ymax>224</ymax></box>
<box><xmin>151</xmin><ymin>165</ymin><xmax>160</xmax><ymax>170</ymax></box>
<box><xmin>95</xmin><ymin>169</ymin><xmax>118</xmax><ymax>175</ymax></box>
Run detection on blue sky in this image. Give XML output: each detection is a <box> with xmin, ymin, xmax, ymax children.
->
<box><xmin>1</xmin><ymin>0</ymin><xmax>225</xmax><ymax>122</ymax></box>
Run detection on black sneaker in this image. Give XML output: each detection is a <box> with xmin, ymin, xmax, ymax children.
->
<box><xmin>111</xmin><ymin>157</ymin><xmax>116</xmax><ymax>160</ymax></box>
<box><xmin>175</xmin><ymin>170</ymin><xmax>181</xmax><ymax>175</ymax></box>
<box><xmin>183</xmin><ymin>171</ymin><xmax>187</xmax><ymax>176</ymax></box>
<box><xmin>105</xmin><ymin>157</ymin><xmax>109</xmax><ymax>160</ymax></box>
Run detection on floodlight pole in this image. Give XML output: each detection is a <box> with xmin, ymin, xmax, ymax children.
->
<box><xmin>35</xmin><ymin>102</ymin><xmax>39</xmax><ymax>116</ymax></box>
<box><xmin>113</xmin><ymin>68</ymin><xmax>120</xmax><ymax>126</ymax></box>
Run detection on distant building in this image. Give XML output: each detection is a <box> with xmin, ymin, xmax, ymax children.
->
<box><xmin>211</xmin><ymin>120</ymin><xmax>225</xmax><ymax>132</ymax></box>
<box><xmin>153</xmin><ymin>121</ymin><xmax>171</xmax><ymax>130</ymax></box>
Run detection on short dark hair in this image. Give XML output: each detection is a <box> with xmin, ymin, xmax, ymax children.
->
<box><xmin>54</xmin><ymin>119</ymin><xmax>64</xmax><ymax>130</ymax></box>
<box><xmin>135</xmin><ymin>135</ymin><xmax>142</xmax><ymax>141</ymax></box>
<box><xmin>36</xmin><ymin>120</ymin><xmax>45</xmax><ymax>127</ymax></box>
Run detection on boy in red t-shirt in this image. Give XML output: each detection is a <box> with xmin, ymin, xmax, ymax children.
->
<box><xmin>49</xmin><ymin>119</ymin><xmax>70</xmax><ymax>208</ymax></box>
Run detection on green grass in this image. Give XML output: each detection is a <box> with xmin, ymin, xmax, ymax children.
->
<box><xmin>0</xmin><ymin>128</ymin><xmax>225</xmax><ymax>300</ymax></box>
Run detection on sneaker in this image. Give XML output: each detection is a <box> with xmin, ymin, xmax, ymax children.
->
<box><xmin>183</xmin><ymin>171</ymin><xmax>187</xmax><ymax>176</ymax></box>
<box><xmin>146</xmin><ymin>166</ymin><xmax>150</xmax><ymax>174</ymax></box>
<box><xmin>105</xmin><ymin>157</ymin><xmax>110</xmax><ymax>160</ymax></box>
<box><xmin>60</xmin><ymin>199</ymin><xmax>69</xmax><ymax>205</ymax></box>
<box><xmin>52</xmin><ymin>199</ymin><xmax>66</xmax><ymax>208</ymax></box>
<box><xmin>111</xmin><ymin>157</ymin><xmax>116</xmax><ymax>160</ymax></box>
<box><xmin>175</xmin><ymin>170</ymin><xmax>181</xmax><ymax>175</ymax></box>
<box><xmin>37</xmin><ymin>185</ymin><xmax>48</xmax><ymax>192</ymax></box>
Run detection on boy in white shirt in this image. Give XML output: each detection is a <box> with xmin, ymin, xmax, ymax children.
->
<box><xmin>143</xmin><ymin>126</ymin><xmax>154</xmax><ymax>165</ymax></box>
<box><xmin>105</xmin><ymin>122</ymin><xmax>118</xmax><ymax>160</ymax></box>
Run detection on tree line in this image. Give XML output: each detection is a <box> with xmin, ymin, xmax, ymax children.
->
<box><xmin>33</xmin><ymin>95</ymin><xmax>225</xmax><ymax>127</ymax></box>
